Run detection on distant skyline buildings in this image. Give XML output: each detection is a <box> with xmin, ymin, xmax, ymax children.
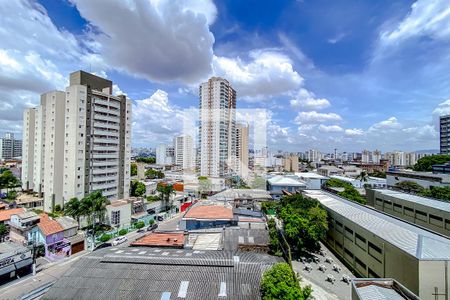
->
<box><xmin>0</xmin><ymin>132</ymin><xmax>22</xmax><ymax>160</ymax></box>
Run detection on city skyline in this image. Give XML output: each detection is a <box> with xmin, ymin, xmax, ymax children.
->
<box><xmin>2</xmin><ymin>0</ymin><xmax>450</xmax><ymax>152</ymax></box>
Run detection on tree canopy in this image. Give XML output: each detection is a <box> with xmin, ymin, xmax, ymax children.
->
<box><xmin>260</xmin><ymin>262</ymin><xmax>311</xmax><ymax>300</ymax></box>
<box><xmin>278</xmin><ymin>194</ymin><xmax>328</xmax><ymax>253</ymax></box>
<box><xmin>145</xmin><ymin>168</ymin><xmax>165</xmax><ymax>179</ymax></box>
<box><xmin>413</xmin><ymin>154</ymin><xmax>450</xmax><ymax>171</ymax></box>
<box><xmin>395</xmin><ymin>181</ymin><xmax>425</xmax><ymax>193</ymax></box>
<box><xmin>135</xmin><ymin>157</ymin><xmax>156</xmax><ymax>164</ymax></box>
<box><xmin>130</xmin><ymin>163</ymin><xmax>137</xmax><ymax>176</ymax></box>
<box><xmin>324</xmin><ymin>178</ymin><xmax>367</xmax><ymax>204</ymax></box>
<box><xmin>130</xmin><ymin>180</ymin><xmax>146</xmax><ymax>197</ymax></box>
<box><xmin>0</xmin><ymin>170</ymin><xmax>20</xmax><ymax>191</ymax></box>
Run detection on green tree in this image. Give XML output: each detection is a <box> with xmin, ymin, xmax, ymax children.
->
<box><xmin>251</xmin><ymin>176</ymin><xmax>267</xmax><ymax>189</ymax></box>
<box><xmin>279</xmin><ymin>194</ymin><xmax>328</xmax><ymax>253</ymax></box>
<box><xmin>136</xmin><ymin>157</ymin><xmax>156</xmax><ymax>164</ymax></box>
<box><xmin>198</xmin><ymin>176</ymin><xmax>211</xmax><ymax>198</ymax></box>
<box><xmin>369</xmin><ymin>170</ymin><xmax>386</xmax><ymax>178</ymax></box>
<box><xmin>413</xmin><ymin>154</ymin><xmax>450</xmax><ymax>171</ymax></box>
<box><xmin>118</xmin><ymin>228</ymin><xmax>128</xmax><ymax>236</ymax></box>
<box><xmin>130</xmin><ymin>163</ymin><xmax>138</xmax><ymax>176</ymax></box>
<box><xmin>64</xmin><ymin>197</ymin><xmax>82</xmax><ymax>225</ymax></box>
<box><xmin>267</xmin><ymin>219</ymin><xmax>282</xmax><ymax>256</ymax></box>
<box><xmin>157</xmin><ymin>184</ymin><xmax>176</xmax><ymax>211</ymax></box>
<box><xmin>0</xmin><ymin>223</ymin><xmax>8</xmax><ymax>236</ymax></box>
<box><xmin>356</xmin><ymin>171</ymin><xmax>369</xmax><ymax>186</ymax></box>
<box><xmin>146</xmin><ymin>195</ymin><xmax>160</xmax><ymax>202</ymax></box>
<box><xmin>145</xmin><ymin>168</ymin><xmax>165</xmax><ymax>179</ymax></box>
<box><xmin>135</xmin><ymin>221</ymin><xmax>145</xmax><ymax>229</ymax></box>
<box><xmin>419</xmin><ymin>186</ymin><xmax>450</xmax><ymax>201</ymax></box>
<box><xmin>99</xmin><ymin>233</ymin><xmax>112</xmax><ymax>243</ymax></box>
<box><xmin>395</xmin><ymin>181</ymin><xmax>425</xmax><ymax>193</ymax></box>
<box><xmin>260</xmin><ymin>263</ymin><xmax>311</xmax><ymax>300</ymax></box>
<box><xmin>338</xmin><ymin>188</ymin><xmax>367</xmax><ymax>204</ymax></box>
<box><xmin>130</xmin><ymin>180</ymin><xmax>146</xmax><ymax>197</ymax></box>
<box><xmin>0</xmin><ymin>170</ymin><xmax>20</xmax><ymax>193</ymax></box>
<box><xmin>80</xmin><ymin>191</ymin><xmax>110</xmax><ymax>228</ymax></box>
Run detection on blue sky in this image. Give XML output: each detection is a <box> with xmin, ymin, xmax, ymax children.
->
<box><xmin>1</xmin><ymin>0</ymin><xmax>450</xmax><ymax>152</ymax></box>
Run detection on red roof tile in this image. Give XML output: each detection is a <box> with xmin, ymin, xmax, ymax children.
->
<box><xmin>38</xmin><ymin>214</ymin><xmax>64</xmax><ymax>236</ymax></box>
<box><xmin>0</xmin><ymin>208</ymin><xmax>25</xmax><ymax>222</ymax></box>
<box><xmin>131</xmin><ymin>232</ymin><xmax>185</xmax><ymax>248</ymax></box>
<box><xmin>183</xmin><ymin>205</ymin><xmax>233</xmax><ymax>220</ymax></box>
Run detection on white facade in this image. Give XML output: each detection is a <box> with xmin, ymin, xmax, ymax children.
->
<box><xmin>63</xmin><ymin>71</ymin><xmax>131</xmax><ymax>203</ymax></box>
<box><xmin>22</xmin><ymin>71</ymin><xmax>131</xmax><ymax>212</ymax></box>
<box><xmin>173</xmin><ymin>135</ymin><xmax>195</xmax><ymax>170</ymax></box>
<box><xmin>22</xmin><ymin>109</ymin><xmax>36</xmax><ymax>190</ymax></box>
<box><xmin>307</xmin><ymin>149</ymin><xmax>322</xmax><ymax>162</ymax></box>
<box><xmin>199</xmin><ymin>77</ymin><xmax>236</xmax><ymax>178</ymax></box>
<box><xmin>156</xmin><ymin>144</ymin><xmax>174</xmax><ymax>166</ymax></box>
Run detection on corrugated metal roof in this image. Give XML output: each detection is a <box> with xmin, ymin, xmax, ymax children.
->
<box><xmin>44</xmin><ymin>247</ymin><xmax>281</xmax><ymax>300</ymax></box>
<box><xmin>304</xmin><ymin>190</ymin><xmax>450</xmax><ymax>260</ymax></box>
<box><xmin>357</xmin><ymin>285</ymin><xmax>405</xmax><ymax>300</ymax></box>
<box><xmin>373</xmin><ymin>189</ymin><xmax>450</xmax><ymax>213</ymax></box>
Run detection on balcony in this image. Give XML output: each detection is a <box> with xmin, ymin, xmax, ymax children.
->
<box><xmin>94</xmin><ymin>97</ymin><xmax>120</xmax><ymax>109</ymax></box>
<box><xmin>92</xmin><ymin>160</ymin><xmax>118</xmax><ymax>167</ymax></box>
<box><xmin>93</xmin><ymin>121</ymin><xmax>120</xmax><ymax>131</ymax></box>
<box><xmin>92</xmin><ymin>167</ymin><xmax>118</xmax><ymax>175</ymax></box>
<box><xmin>93</xmin><ymin>128</ymin><xmax>119</xmax><ymax>137</ymax></box>
<box><xmin>92</xmin><ymin>144</ymin><xmax>118</xmax><ymax>151</ymax></box>
<box><xmin>92</xmin><ymin>174</ymin><xmax>118</xmax><ymax>183</ymax></box>
<box><xmin>93</xmin><ymin>106</ymin><xmax>120</xmax><ymax>116</ymax></box>
<box><xmin>93</xmin><ymin>138</ymin><xmax>119</xmax><ymax>144</ymax></box>
<box><xmin>91</xmin><ymin>181</ymin><xmax>117</xmax><ymax>191</ymax></box>
<box><xmin>93</xmin><ymin>152</ymin><xmax>119</xmax><ymax>159</ymax></box>
<box><xmin>93</xmin><ymin>114</ymin><xmax>119</xmax><ymax>123</ymax></box>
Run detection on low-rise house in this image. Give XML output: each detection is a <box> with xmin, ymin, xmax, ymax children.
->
<box><xmin>295</xmin><ymin>172</ymin><xmax>328</xmax><ymax>189</ymax></box>
<box><xmin>14</xmin><ymin>193</ymin><xmax>43</xmax><ymax>209</ymax></box>
<box><xmin>180</xmin><ymin>201</ymin><xmax>234</xmax><ymax>230</ymax></box>
<box><xmin>0</xmin><ymin>242</ymin><xmax>33</xmax><ymax>281</ymax></box>
<box><xmin>37</xmin><ymin>214</ymin><xmax>71</xmax><ymax>260</ymax></box>
<box><xmin>131</xmin><ymin>232</ymin><xmax>185</xmax><ymax>248</ymax></box>
<box><xmin>0</xmin><ymin>208</ymin><xmax>25</xmax><ymax>225</ymax></box>
<box><xmin>106</xmin><ymin>199</ymin><xmax>132</xmax><ymax>228</ymax></box>
<box><xmin>267</xmin><ymin>175</ymin><xmax>307</xmax><ymax>199</ymax></box>
<box><xmin>318</xmin><ymin>165</ymin><xmax>344</xmax><ymax>177</ymax></box>
<box><xmin>8</xmin><ymin>211</ymin><xmax>40</xmax><ymax>245</ymax></box>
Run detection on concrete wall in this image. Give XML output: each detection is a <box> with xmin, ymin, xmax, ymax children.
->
<box><xmin>419</xmin><ymin>260</ymin><xmax>450</xmax><ymax>300</ymax></box>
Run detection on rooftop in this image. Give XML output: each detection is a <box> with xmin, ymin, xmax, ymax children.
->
<box><xmin>267</xmin><ymin>175</ymin><xmax>307</xmax><ymax>186</ymax></box>
<box><xmin>295</xmin><ymin>172</ymin><xmax>328</xmax><ymax>179</ymax></box>
<box><xmin>0</xmin><ymin>208</ymin><xmax>25</xmax><ymax>222</ymax></box>
<box><xmin>183</xmin><ymin>202</ymin><xmax>233</xmax><ymax>220</ymax></box>
<box><xmin>209</xmin><ymin>189</ymin><xmax>271</xmax><ymax>201</ymax></box>
<box><xmin>387</xmin><ymin>170</ymin><xmax>450</xmax><ymax>183</ymax></box>
<box><xmin>16</xmin><ymin>211</ymin><xmax>39</xmax><ymax>221</ymax></box>
<box><xmin>352</xmin><ymin>279</ymin><xmax>420</xmax><ymax>300</ymax></box>
<box><xmin>131</xmin><ymin>232</ymin><xmax>185</xmax><ymax>248</ymax></box>
<box><xmin>304</xmin><ymin>190</ymin><xmax>450</xmax><ymax>260</ymax></box>
<box><xmin>38</xmin><ymin>214</ymin><xmax>64</xmax><ymax>236</ymax></box>
<box><xmin>107</xmin><ymin>199</ymin><xmax>131</xmax><ymax>208</ymax></box>
<box><xmin>15</xmin><ymin>193</ymin><xmax>43</xmax><ymax>204</ymax></box>
<box><xmin>0</xmin><ymin>242</ymin><xmax>29</xmax><ymax>260</ymax></box>
<box><xmin>56</xmin><ymin>216</ymin><xmax>78</xmax><ymax>230</ymax></box>
<box><xmin>44</xmin><ymin>247</ymin><xmax>281</xmax><ymax>300</ymax></box>
<box><xmin>373</xmin><ymin>189</ymin><xmax>450</xmax><ymax>213</ymax></box>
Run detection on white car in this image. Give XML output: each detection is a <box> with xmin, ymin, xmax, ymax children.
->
<box><xmin>112</xmin><ymin>236</ymin><xmax>128</xmax><ymax>246</ymax></box>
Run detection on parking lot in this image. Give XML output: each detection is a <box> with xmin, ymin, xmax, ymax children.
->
<box><xmin>292</xmin><ymin>242</ymin><xmax>354</xmax><ymax>300</ymax></box>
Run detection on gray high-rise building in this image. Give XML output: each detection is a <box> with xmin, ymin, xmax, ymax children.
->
<box><xmin>0</xmin><ymin>132</ymin><xmax>22</xmax><ymax>160</ymax></box>
<box><xmin>440</xmin><ymin>115</ymin><xmax>450</xmax><ymax>154</ymax></box>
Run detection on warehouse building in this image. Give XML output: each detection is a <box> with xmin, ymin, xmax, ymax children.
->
<box><xmin>351</xmin><ymin>278</ymin><xmax>420</xmax><ymax>300</ymax></box>
<box><xmin>304</xmin><ymin>189</ymin><xmax>450</xmax><ymax>300</ymax></box>
<box><xmin>366</xmin><ymin>189</ymin><xmax>450</xmax><ymax>237</ymax></box>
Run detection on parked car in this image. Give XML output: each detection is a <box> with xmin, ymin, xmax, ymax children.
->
<box><xmin>112</xmin><ymin>236</ymin><xmax>128</xmax><ymax>246</ymax></box>
<box><xmin>137</xmin><ymin>228</ymin><xmax>145</xmax><ymax>233</ymax></box>
<box><xmin>93</xmin><ymin>242</ymin><xmax>112</xmax><ymax>251</ymax></box>
<box><xmin>156</xmin><ymin>215</ymin><xmax>164</xmax><ymax>221</ymax></box>
<box><xmin>147</xmin><ymin>224</ymin><xmax>158</xmax><ymax>231</ymax></box>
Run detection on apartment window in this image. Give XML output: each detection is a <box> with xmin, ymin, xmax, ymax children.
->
<box><xmin>404</xmin><ymin>206</ymin><xmax>414</xmax><ymax>217</ymax></box>
<box><xmin>393</xmin><ymin>203</ymin><xmax>402</xmax><ymax>213</ymax></box>
<box><xmin>111</xmin><ymin>210</ymin><xmax>120</xmax><ymax>226</ymax></box>
<box><xmin>344</xmin><ymin>226</ymin><xmax>353</xmax><ymax>241</ymax></box>
<box><xmin>445</xmin><ymin>219</ymin><xmax>450</xmax><ymax>230</ymax></box>
<box><xmin>368</xmin><ymin>268</ymin><xmax>381</xmax><ymax>278</ymax></box>
<box><xmin>355</xmin><ymin>233</ymin><xmax>366</xmax><ymax>250</ymax></box>
<box><xmin>430</xmin><ymin>214</ymin><xmax>443</xmax><ymax>227</ymax></box>
<box><xmin>415</xmin><ymin>210</ymin><xmax>427</xmax><ymax>222</ymax></box>
<box><xmin>355</xmin><ymin>256</ymin><xmax>366</xmax><ymax>271</ymax></box>
<box><xmin>335</xmin><ymin>240</ymin><xmax>343</xmax><ymax>249</ymax></box>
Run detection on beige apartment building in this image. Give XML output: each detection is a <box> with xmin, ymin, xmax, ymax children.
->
<box><xmin>199</xmin><ymin>77</ymin><xmax>236</xmax><ymax>178</ymax></box>
<box><xmin>63</xmin><ymin>71</ymin><xmax>131</xmax><ymax>202</ymax></box>
<box><xmin>283</xmin><ymin>154</ymin><xmax>299</xmax><ymax>172</ymax></box>
<box><xmin>235</xmin><ymin>123</ymin><xmax>249</xmax><ymax>178</ymax></box>
<box><xmin>304</xmin><ymin>190</ymin><xmax>450</xmax><ymax>300</ymax></box>
<box><xmin>22</xmin><ymin>71</ymin><xmax>131</xmax><ymax>212</ymax></box>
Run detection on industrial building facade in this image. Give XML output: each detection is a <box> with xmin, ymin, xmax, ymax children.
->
<box><xmin>366</xmin><ymin>189</ymin><xmax>450</xmax><ymax>237</ymax></box>
<box><xmin>304</xmin><ymin>190</ymin><xmax>450</xmax><ymax>300</ymax></box>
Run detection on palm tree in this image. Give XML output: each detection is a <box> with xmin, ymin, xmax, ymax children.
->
<box><xmin>157</xmin><ymin>184</ymin><xmax>176</xmax><ymax>212</ymax></box>
<box><xmin>91</xmin><ymin>191</ymin><xmax>110</xmax><ymax>225</ymax></box>
<box><xmin>356</xmin><ymin>171</ymin><xmax>369</xmax><ymax>187</ymax></box>
<box><xmin>64</xmin><ymin>197</ymin><xmax>82</xmax><ymax>226</ymax></box>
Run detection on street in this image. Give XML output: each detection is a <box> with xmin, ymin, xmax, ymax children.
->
<box><xmin>0</xmin><ymin>213</ymin><xmax>184</xmax><ymax>299</ymax></box>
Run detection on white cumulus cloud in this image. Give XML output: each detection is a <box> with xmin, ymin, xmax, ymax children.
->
<box><xmin>290</xmin><ymin>88</ymin><xmax>330</xmax><ymax>110</ymax></box>
<box><xmin>295</xmin><ymin>111</ymin><xmax>342</xmax><ymax>124</ymax></box>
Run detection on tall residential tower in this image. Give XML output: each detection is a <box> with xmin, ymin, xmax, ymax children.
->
<box><xmin>198</xmin><ymin>77</ymin><xmax>236</xmax><ymax>178</ymax></box>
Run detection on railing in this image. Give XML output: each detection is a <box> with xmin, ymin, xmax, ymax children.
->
<box><xmin>20</xmin><ymin>282</ymin><xmax>55</xmax><ymax>300</ymax></box>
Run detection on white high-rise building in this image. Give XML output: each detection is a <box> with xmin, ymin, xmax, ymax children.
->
<box><xmin>361</xmin><ymin>150</ymin><xmax>370</xmax><ymax>163</ymax></box>
<box><xmin>307</xmin><ymin>149</ymin><xmax>322</xmax><ymax>163</ymax></box>
<box><xmin>22</xmin><ymin>109</ymin><xmax>36</xmax><ymax>190</ymax></box>
<box><xmin>173</xmin><ymin>135</ymin><xmax>195</xmax><ymax>170</ymax></box>
<box><xmin>156</xmin><ymin>144</ymin><xmax>174</xmax><ymax>166</ymax></box>
<box><xmin>63</xmin><ymin>71</ymin><xmax>131</xmax><ymax>203</ymax></box>
<box><xmin>25</xmin><ymin>91</ymin><xmax>67</xmax><ymax>210</ymax></box>
<box><xmin>235</xmin><ymin>123</ymin><xmax>249</xmax><ymax>178</ymax></box>
<box><xmin>199</xmin><ymin>77</ymin><xmax>236</xmax><ymax>178</ymax></box>
<box><xmin>22</xmin><ymin>71</ymin><xmax>132</xmax><ymax>212</ymax></box>
<box><xmin>373</xmin><ymin>150</ymin><xmax>382</xmax><ymax>164</ymax></box>
<box><xmin>0</xmin><ymin>133</ymin><xmax>22</xmax><ymax>160</ymax></box>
